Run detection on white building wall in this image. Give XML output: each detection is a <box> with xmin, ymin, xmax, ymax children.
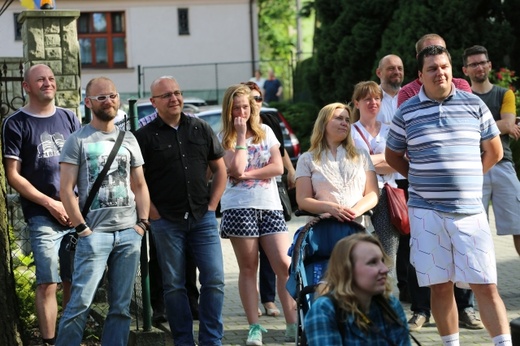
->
<box><xmin>0</xmin><ymin>0</ymin><xmax>257</xmax><ymax>97</ymax></box>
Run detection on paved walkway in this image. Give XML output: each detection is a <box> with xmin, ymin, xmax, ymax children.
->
<box><xmin>162</xmin><ymin>210</ymin><xmax>520</xmax><ymax>345</ymax></box>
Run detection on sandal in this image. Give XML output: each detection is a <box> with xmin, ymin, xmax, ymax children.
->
<box><xmin>257</xmin><ymin>307</ymin><xmax>262</xmax><ymax>317</ymax></box>
<box><xmin>263</xmin><ymin>302</ymin><xmax>280</xmax><ymax>317</ymax></box>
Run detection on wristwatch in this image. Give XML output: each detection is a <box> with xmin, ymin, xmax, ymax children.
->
<box><xmin>75</xmin><ymin>223</ymin><xmax>89</xmax><ymax>234</ymax></box>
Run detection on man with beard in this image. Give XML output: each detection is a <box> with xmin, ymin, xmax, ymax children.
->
<box><xmin>376</xmin><ymin>54</ymin><xmax>404</xmax><ymax>125</ymax></box>
<box><xmin>2</xmin><ymin>64</ymin><xmax>81</xmax><ymax>346</ymax></box>
<box><xmin>56</xmin><ymin>77</ymin><xmax>150</xmax><ymax>346</ymax></box>
<box><xmin>463</xmin><ymin>45</ymin><xmax>520</xmax><ymax>256</ymax></box>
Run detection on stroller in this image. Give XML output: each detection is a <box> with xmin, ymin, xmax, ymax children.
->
<box><xmin>286</xmin><ymin>211</ymin><xmax>370</xmax><ymax>346</ymax></box>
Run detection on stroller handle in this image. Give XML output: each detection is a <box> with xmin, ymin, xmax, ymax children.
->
<box><xmin>294</xmin><ymin>209</ymin><xmax>373</xmax><ymax>217</ymax></box>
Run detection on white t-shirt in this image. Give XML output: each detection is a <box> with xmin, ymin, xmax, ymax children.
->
<box><xmin>351</xmin><ymin>121</ymin><xmax>396</xmax><ymax>188</ymax></box>
<box><xmin>220</xmin><ymin>124</ymin><xmax>282</xmax><ymax>211</ymax></box>
<box><xmin>249</xmin><ymin>77</ymin><xmax>266</xmax><ymax>90</ymax></box>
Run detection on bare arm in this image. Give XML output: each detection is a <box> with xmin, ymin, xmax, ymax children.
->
<box><xmin>59</xmin><ymin>162</ymin><xmax>83</xmax><ymax>228</ymax></box>
<box><xmin>385</xmin><ymin>147</ymin><xmax>409</xmax><ymax>178</ymax></box>
<box><xmin>351</xmin><ymin>170</ymin><xmax>379</xmax><ymax>216</ymax></box>
<box><xmin>370</xmin><ymin>153</ymin><xmax>395</xmax><ymax>175</ymax></box>
<box><xmin>130</xmin><ymin>165</ymin><xmax>150</xmax><ymax>221</ymax></box>
<box><xmin>5</xmin><ymin>158</ymin><xmax>71</xmax><ymax>226</ymax></box>
<box><xmin>208</xmin><ymin>157</ymin><xmax>227</xmax><ymax>211</ymax></box>
<box><xmin>295</xmin><ymin>169</ymin><xmax>378</xmax><ymax>222</ymax></box>
<box><xmin>283</xmin><ymin>149</ymin><xmax>296</xmax><ymax>189</ymax></box>
<box><xmin>225</xmin><ymin>144</ymin><xmax>284</xmax><ymax>181</ymax></box>
<box><xmin>481</xmin><ymin>136</ymin><xmax>503</xmax><ymax>173</ymax></box>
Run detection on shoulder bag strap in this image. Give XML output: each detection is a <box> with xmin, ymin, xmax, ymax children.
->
<box><xmin>81</xmin><ymin>131</ymin><xmax>125</xmax><ymax>217</ymax></box>
<box><xmin>353</xmin><ymin>124</ymin><xmax>374</xmax><ymax>155</ymax></box>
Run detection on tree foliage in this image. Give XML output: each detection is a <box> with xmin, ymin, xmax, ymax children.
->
<box><xmin>308</xmin><ymin>0</ymin><xmax>515</xmax><ymax>106</ymax></box>
<box><xmin>258</xmin><ymin>0</ymin><xmax>296</xmax><ymax>65</ymax></box>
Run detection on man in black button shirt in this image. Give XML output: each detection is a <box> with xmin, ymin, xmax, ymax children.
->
<box><xmin>135</xmin><ymin>76</ymin><xmax>226</xmax><ymax>346</ymax></box>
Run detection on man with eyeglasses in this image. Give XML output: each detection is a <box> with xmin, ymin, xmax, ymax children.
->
<box><xmin>2</xmin><ymin>64</ymin><xmax>81</xmax><ymax>346</ymax></box>
<box><xmin>134</xmin><ymin>76</ymin><xmax>227</xmax><ymax>346</ymax></box>
<box><xmin>463</xmin><ymin>45</ymin><xmax>520</xmax><ymax>257</ymax></box>
<box><xmin>56</xmin><ymin>77</ymin><xmax>150</xmax><ymax>346</ymax></box>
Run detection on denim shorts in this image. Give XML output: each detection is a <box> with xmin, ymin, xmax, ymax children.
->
<box><xmin>27</xmin><ymin>215</ymin><xmax>74</xmax><ymax>284</ymax></box>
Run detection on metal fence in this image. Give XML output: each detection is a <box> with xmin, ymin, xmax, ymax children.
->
<box><xmin>1</xmin><ymin>66</ymin><xmax>149</xmax><ymax>343</ymax></box>
<box><xmin>137</xmin><ymin>59</ymin><xmax>294</xmax><ymax>104</ymax></box>
<box><xmin>7</xmin><ymin>193</ymin><xmax>150</xmax><ymax>343</ymax></box>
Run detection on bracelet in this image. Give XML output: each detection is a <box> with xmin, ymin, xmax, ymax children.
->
<box><xmin>139</xmin><ymin>219</ymin><xmax>151</xmax><ymax>231</ymax></box>
<box><xmin>136</xmin><ymin>222</ymin><xmax>147</xmax><ymax>232</ymax></box>
<box><xmin>75</xmin><ymin>223</ymin><xmax>89</xmax><ymax>234</ymax></box>
<box><xmin>235</xmin><ymin>145</ymin><xmax>247</xmax><ymax>150</ymax></box>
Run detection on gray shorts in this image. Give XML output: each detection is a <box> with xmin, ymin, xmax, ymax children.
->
<box><xmin>483</xmin><ymin>161</ymin><xmax>520</xmax><ymax>235</ymax></box>
<box><xmin>220</xmin><ymin>209</ymin><xmax>288</xmax><ymax>238</ymax></box>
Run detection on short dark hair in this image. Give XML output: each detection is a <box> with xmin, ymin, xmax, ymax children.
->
<box><xmin>462</xmin><ymin>45</ymin><xmax>489</xmax><ymax>66</ymax></box>
<box><xmin>417</xmin><ymin>45</ymin><xmax>451</xmax><ymax>72</ymax></box>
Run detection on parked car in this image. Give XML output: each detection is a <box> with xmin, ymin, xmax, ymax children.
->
<box><xmin>195</xmin><ymin>105</ymin><xmax>301</xmax><ymax>166</ymax></box>
<box><xmin>134</xmin><ymin>97</ymin><xmax>207</xmax><ymax>120</ymax></box>
<box><xmin>196</xmin><ymin>105</ymin><xmax>301</xmax><ymax>215</ymax></box>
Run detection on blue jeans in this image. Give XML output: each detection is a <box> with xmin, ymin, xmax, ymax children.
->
<box><xmin>56</xmin><ymin>228</ymin><xmax>142</xmax><ymax>346</ymax></box>
<box><xmin>151</xmin><ymin>211</ymin><xmax>224</xmax><ymax>346</ymax></box>
<box><xmin>27</xmin><ymin>215</ymin><xmax>73</xmax><ymax>283</ymax></box>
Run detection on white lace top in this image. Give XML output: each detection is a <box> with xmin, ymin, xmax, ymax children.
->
<box><xmin>295</xmin><ymin>146</ymin><xmax>374</xmax><ymax>208</ymax></box>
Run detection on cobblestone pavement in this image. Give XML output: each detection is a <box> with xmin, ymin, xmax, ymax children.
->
<box><xmin>162</xmin><ymin>210</ymin><xmax>520</xmax><ymax>345</ymax></box>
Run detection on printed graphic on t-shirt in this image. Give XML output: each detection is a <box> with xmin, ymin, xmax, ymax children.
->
<box><xmin>38</xmin><ymin>132</ymin><xmax>66</xmax><ymax>158</ymax></box>
<box><xmin>85</xmin><ymin>141</ymin><xmax>130</xmax><ymax>210</ymax></box>
<box><xmin>230</xmin><ymin>144</ymin><xmax>270</xmax><ymax>188</ymax></box>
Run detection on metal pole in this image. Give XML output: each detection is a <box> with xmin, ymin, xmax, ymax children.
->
<box><xmin>137</xmin><ymin>65</ymin><xmax>142</xmax><ymax>98</ymax></box>
<box><xmin>128</xmin><ymin>98</ymin><xmax>138</xmax><ymax>131</ymax></box>
<box><xmin>215</xmin><ymin>63</ymin><xmax>219</xmax><ymax>104</ymax></box>
<box><xmin>140</xmin><ymin>232</ymin><xmax>152</xmax><ymax>331</ymax></box>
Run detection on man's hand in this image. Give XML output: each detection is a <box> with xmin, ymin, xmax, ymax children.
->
<box><xmin>46</xmin><ymin>199</ymin><xmax>72</xmax><ymax>227</ymax></box>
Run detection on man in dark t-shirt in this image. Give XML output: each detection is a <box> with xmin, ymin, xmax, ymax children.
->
<box><xmin>2</xmin><ymin>64</ymin><xmax>81</xmax><ymax>346</ymax></box>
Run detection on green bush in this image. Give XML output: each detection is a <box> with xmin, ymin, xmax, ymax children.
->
<box><xmin>269</xmin><ymin>101</ymin><xmax>320</xmax><ymax>153</ymax></box>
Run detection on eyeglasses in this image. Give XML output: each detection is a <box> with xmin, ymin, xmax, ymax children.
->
<box><xmin>151</xmin><ymin>91</ymin><xmax>183</xmax><ymax>100</ymax></box>
<box><xmin>466</xmin><ymin>60</ymin><xmax>489</xmax><ymax>69</ymax></box>
<box><xmin>87</xmin><ymin>93</ymin><xmax>119</xmax><ymax>102</ymax></box>
<box><xmin>253</xmin><ymin>96</ymin><xmax>263</xmax><ymax>102</ymax></box>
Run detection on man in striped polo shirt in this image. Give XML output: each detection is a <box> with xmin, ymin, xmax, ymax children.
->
<box><xmin>386</xmin><ymin>45</ymin><xmax>511</xmax><ymax>346</ymax></box>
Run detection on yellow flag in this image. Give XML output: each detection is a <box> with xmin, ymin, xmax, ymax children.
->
<box><xmin>20</xmin><ymin>0</ymin><xmax>36</xmax><ymax>9</ymax></box>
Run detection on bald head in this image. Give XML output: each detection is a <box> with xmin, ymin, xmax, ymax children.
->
<box><xmin>376</xmin><ymin>54</ymin><xmax>404</xmax><ymax>93</ymax></box>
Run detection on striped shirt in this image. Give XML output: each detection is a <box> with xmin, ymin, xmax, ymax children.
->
<box><xmin>387</xmin><ymin>85</ymin><xmax>499</xmax><ymax>214</ymax></box>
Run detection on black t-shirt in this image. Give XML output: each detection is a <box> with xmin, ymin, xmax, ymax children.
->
<box><xmin>260</xmin><ymin>111</ymin><xmax>285</xmax><ymax>156</ymax></box>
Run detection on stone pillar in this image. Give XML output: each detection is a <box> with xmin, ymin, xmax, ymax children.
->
<box><xmin>18</xmin><ymin>10</ymin><xmax>82</xmax><ymax>119</ymax></box>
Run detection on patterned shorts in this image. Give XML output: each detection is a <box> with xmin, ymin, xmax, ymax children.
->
<box><xmin>220</xmin><ymin>209</ymin><xmax>288</xmax><ymax>238</ymax></box>
<box><xmin>409</xmin><ymin>207</ymin><xmax>497</xmax><ymax>287</ymax></box>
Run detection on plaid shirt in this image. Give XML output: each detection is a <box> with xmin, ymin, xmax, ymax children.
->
<box><xmin>304</xmin><ymin>295</ymin><xmax>411</xmax><ymax>346</ymax></box>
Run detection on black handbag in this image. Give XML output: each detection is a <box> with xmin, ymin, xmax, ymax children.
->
<box><xmin>277</xmin><ymin>180</ymin><xmax>292</xmax><ymax>221</ymax></box>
